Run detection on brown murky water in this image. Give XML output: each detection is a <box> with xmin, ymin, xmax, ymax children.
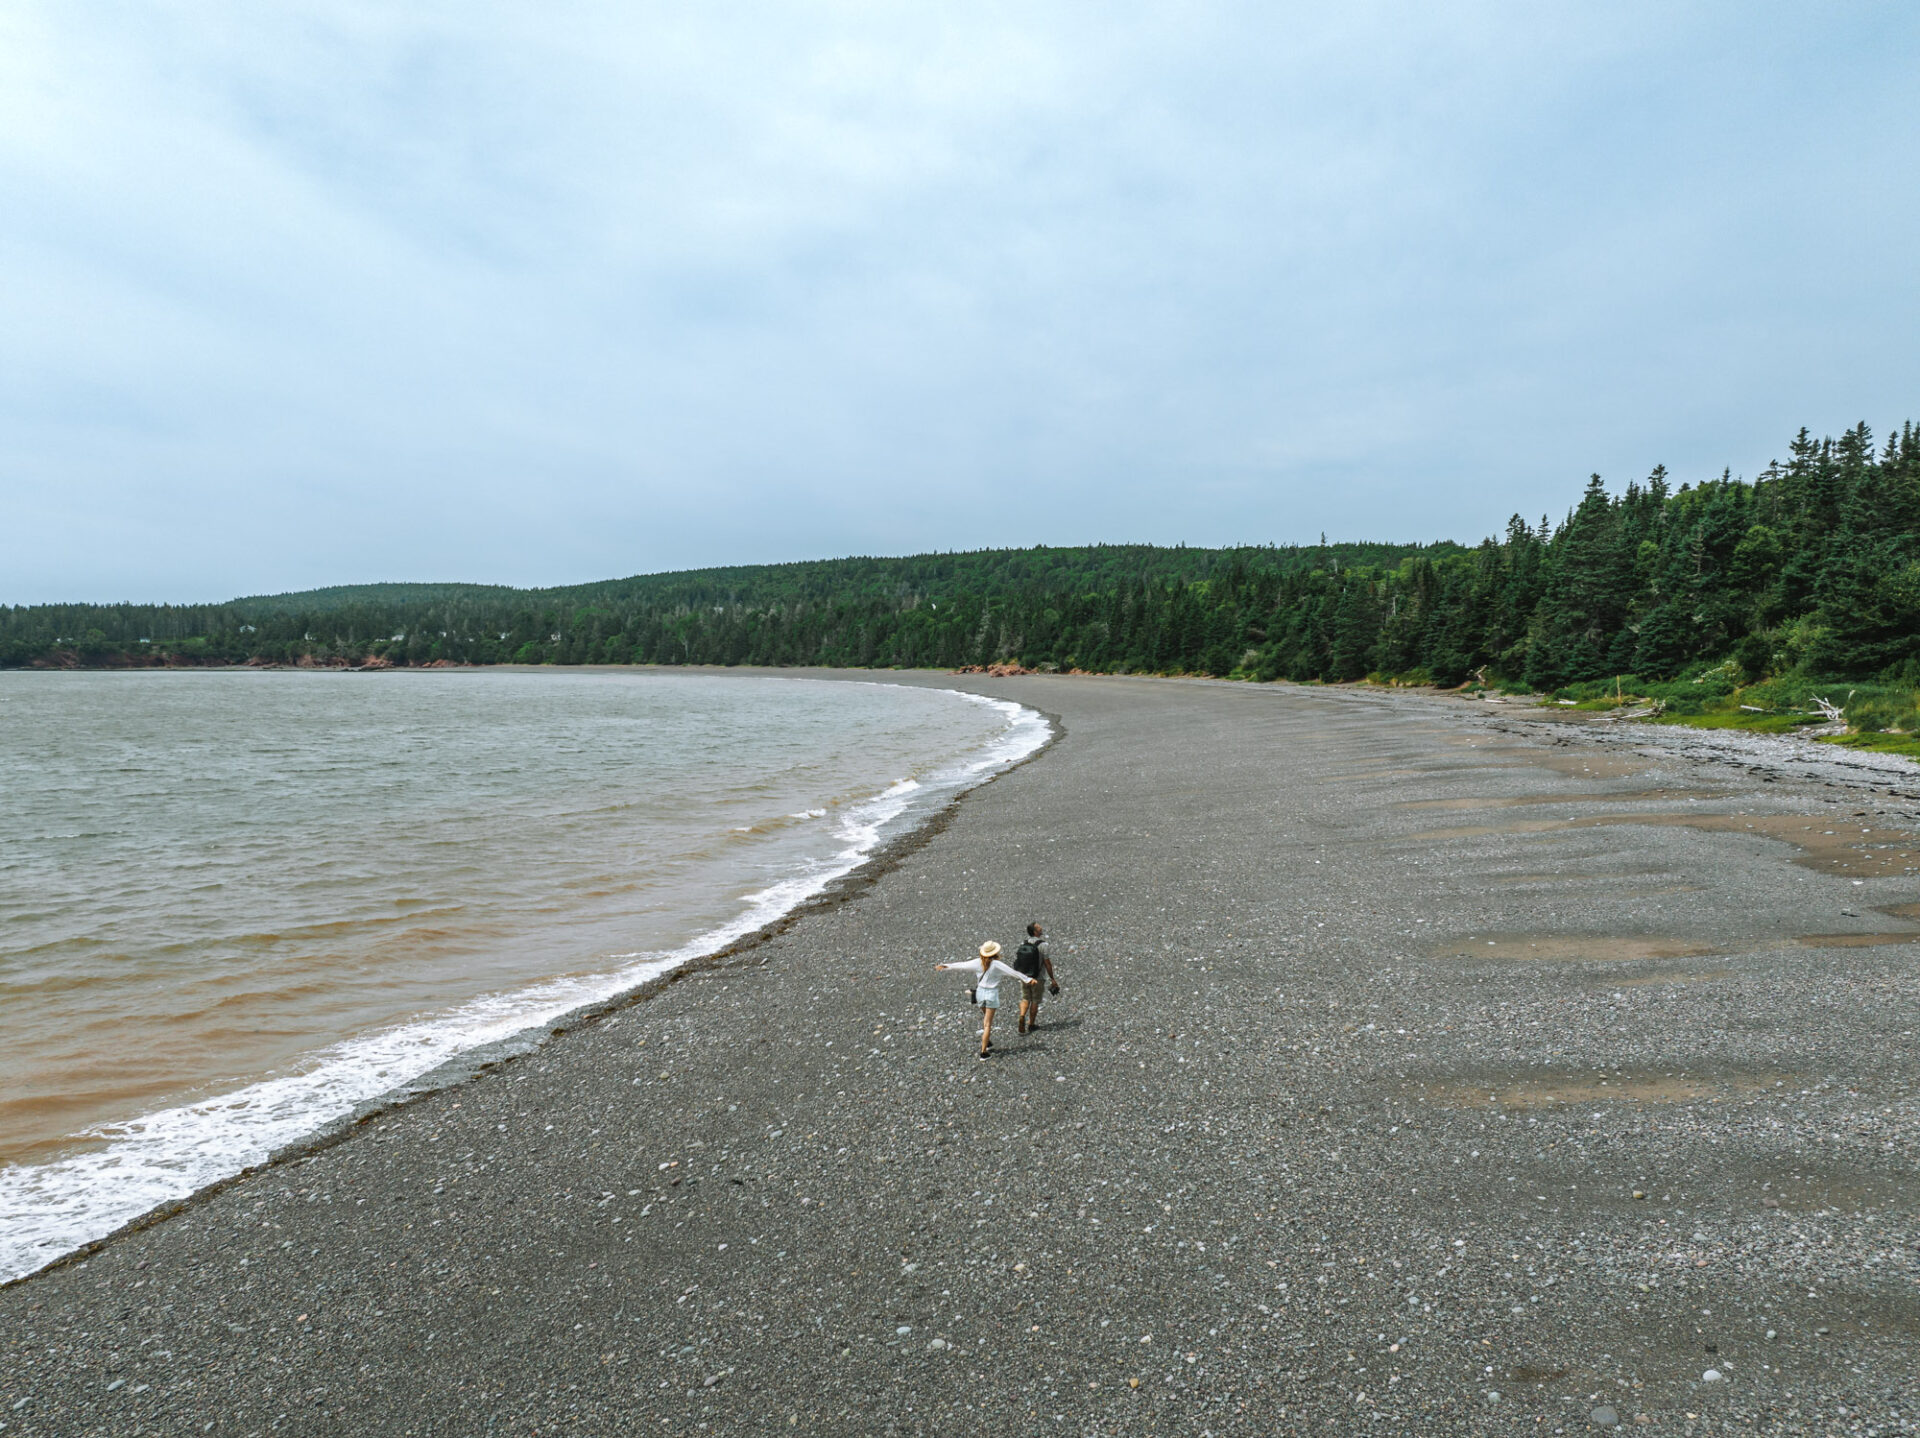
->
<box><xmin>0</xmin><ymin>670</ymin><xmax>1029</xmax><ymax>1172</ymax></box>
<box><xmin>1425</xmin><ymin>1069</ymin><xmax>1793</xmax><ymax>1110</ymax></box>
<box><xmin>1434</xmin><ymin>935</ymin><xmax>1720</xmax><ymax>963</ymax></box>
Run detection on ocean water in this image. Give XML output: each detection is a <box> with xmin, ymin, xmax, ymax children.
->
<box><xmin>0</xmin><ymin>669</ymin><xmax>1044</xmax><ymax>1282</ymax></box>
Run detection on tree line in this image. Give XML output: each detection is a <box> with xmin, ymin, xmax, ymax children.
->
<box><xmin>4</xmin><ymin>419</ymin><xmax>1916</xmax><ymax>689</ymax></box>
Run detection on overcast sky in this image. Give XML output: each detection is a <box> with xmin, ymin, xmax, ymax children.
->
<box><xmin>3</xmin><ymin>2</ymin><xmax>1917</xmax><ymax>603</ymax></box>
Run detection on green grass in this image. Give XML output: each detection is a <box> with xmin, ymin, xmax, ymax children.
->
<box><xmin>1824</xmin><ymin>730</ymin><xmax>1920</xmax><ymax>757</ymax></box>
<box><xmin>1538</xmin><ymin>667</ymin><xmax>1920</xmax><ymax>752</ymax></box>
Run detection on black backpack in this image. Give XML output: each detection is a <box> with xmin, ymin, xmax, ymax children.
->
<box><xmin>1015</xmin><ymin>939</ymin><xmax>1041</xmax><ymax>970</ymax></box>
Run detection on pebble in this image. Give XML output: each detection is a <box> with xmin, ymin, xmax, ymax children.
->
<box><xmin>5</xmin><ymin>681</ymin><xmax>1916</xmax><ymax>1432</ymax></box>
<box><xmin>1702</xmin><ymin>1368</ymin><xmax>1723</xmax><ymax>1383</ymax></box>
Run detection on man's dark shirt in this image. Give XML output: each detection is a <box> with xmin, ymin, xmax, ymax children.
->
<box><xmin>1013</xmin><ymin>939</ymin><xmax>1045</xmax><ymax>980</ymax></box>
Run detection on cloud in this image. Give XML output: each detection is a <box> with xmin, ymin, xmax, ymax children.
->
<box><xmin>3</xmin><ymin>1</ymin><xmax>1917</xmax><ymax>601</ymax></box>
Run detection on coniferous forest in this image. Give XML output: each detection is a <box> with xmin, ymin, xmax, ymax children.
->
<box><xmin>7</xmin><ymin>421</ymin><xmax>1919</xmax><ymax>710</ymax></box>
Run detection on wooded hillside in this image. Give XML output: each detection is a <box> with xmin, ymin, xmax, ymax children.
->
<box><xmin>5</xmin><ymin>420</ymin><xmax>1916</xmax><ymax>690</ymax></box>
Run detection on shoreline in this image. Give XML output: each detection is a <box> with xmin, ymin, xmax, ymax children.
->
<box><xmin>24</xmin><ymin>657</ymin><xmax>1918</xmax><ymax>787</ymax></box>
<box><xmin>0</xmin><ymin>672</ymin><xmax>1056</xmax><ymax>1290</ymax></box>
<box><xmin>4</xmin><ymin>671</ymin><xmax>1918</xmax><ymax>1433</ymax></box>
<box><xmin>8</xmin><ymin>668</ymin><xmax>1914</xmax><ymax>1293</ymax></box>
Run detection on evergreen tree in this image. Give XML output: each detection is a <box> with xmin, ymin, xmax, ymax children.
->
<box><xmin>8</xmin><ymin>420</ymin><xmax>1918</xmax><ymax>689</ymax></box>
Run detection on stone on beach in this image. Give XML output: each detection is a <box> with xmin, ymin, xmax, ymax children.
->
<box><xmin>3</xmin><ymin>672</ymin><xmax>1917</xmax><ymax>1432</ymax></box>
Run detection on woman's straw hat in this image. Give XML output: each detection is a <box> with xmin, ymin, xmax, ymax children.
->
<box><xmin>979</xmin><ymin>941</ymin><xmax>1002</xmax><ymax>959</ymax></box>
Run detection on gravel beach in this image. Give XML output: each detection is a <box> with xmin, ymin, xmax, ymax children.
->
<box><xmin>5</xmin><ymin>672</ymin><xmax>1920</xmax><ymax>1436</ymax></box>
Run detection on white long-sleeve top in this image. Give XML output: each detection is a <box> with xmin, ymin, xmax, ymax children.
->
<box><xmin>937</xmin><ymin>958</ymin><xmax>1027</xmax><ymax>1005</ymax></box>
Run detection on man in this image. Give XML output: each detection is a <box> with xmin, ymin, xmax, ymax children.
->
<box><xmin>1013</xmin><ymin>921</ymin><xmax>1060</xmax><ymax>1035</ymax></box>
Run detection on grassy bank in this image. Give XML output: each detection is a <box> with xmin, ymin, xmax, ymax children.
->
<box><xmin>1536</xmin><ymin>667</ymin><xmax>1920</xmax><ymax>758</ymax></box>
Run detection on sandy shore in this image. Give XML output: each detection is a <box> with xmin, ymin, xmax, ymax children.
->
<box><xmin>4</xmin><ymin>672</ymin><xmax>1919</xmax><ymax>1435</ymax></box>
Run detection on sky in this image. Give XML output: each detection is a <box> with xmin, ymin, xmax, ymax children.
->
<box><xmin>3</xmin><ymin>2</ymin><xmax>1918</xmax><ymax>604</ymax></box>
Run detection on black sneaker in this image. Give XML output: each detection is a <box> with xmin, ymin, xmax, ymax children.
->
<box><xmin>977</xmin><ymin>1050</ymin><xmax>991</xmax><ymax>1060</ymax></box>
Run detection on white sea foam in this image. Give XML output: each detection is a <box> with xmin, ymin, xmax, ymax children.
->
<box><xmin>0</xmin><ymin>684</ymin><xmax>1048</xmax><ymax>1284</ymax></box>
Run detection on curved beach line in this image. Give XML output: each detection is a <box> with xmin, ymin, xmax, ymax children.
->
<box><xmin>0</xmin><ymin>683</ymin><xmax>1054</xmax><ymax>1286</ymax></box>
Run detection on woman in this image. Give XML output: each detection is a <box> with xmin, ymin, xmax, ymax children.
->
<box><xmin>935</xmin><ymin>941</ymin><xmax>1028</xmax><ymax>1059</ymax></box>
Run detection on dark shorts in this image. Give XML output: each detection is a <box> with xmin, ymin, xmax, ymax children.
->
<box><xmin>1020</xmin><ymin>977</ymin><xmax>1043</xmax><ymax>1011</ymax></box>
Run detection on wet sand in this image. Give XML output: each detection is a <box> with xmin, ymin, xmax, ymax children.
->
<box><xmin>4</xmin><ymin>673</ymin><xmax>1919</xmax><ymax>1434</ymax></box>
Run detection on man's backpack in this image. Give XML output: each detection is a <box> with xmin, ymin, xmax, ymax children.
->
<box><xmin>1015</xmin><ymin>939</ymin><xmax>1041</xmax><ymax>969</ymax></box>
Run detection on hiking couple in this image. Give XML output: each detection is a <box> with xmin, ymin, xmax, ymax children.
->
<box><xmin>934</xmin><ymin>922</ymin><xmax>1060</xmax><ymax>1059</ymax></box>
